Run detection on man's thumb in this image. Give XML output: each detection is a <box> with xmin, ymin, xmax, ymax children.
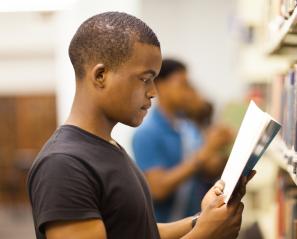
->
<box><xmin>209</xmin><ymin>194</ymin><xmax>225</xmax><ymax>209</ymax></box>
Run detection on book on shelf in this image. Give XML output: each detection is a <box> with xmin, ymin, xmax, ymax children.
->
<box><xmin>221</xmin><ymin>101</ymin><xmax>281</xmax><ymax>203</ymax></box>
<box><xmin>271</xmin><ymin>65</ymin><xmax>297</xmax><ymax>154</ymax></box>
<box><xmin>271</xmin><ymin>74</ymin><xmax>285</xmax><ymax>123</ymax></box>
<box><xmin>277</xmin><ymin>170</ymin><xmax>297</xmax><ymax>239</ymax></box>
<box><xmin>284</xmin><ymin>69</ymin><xmax>296</xmax><ymax>149</ymax></box>
<box><xmin>267</xmin><ymin>0</ymin><xmax>297</xmax><ymax>35</ymax></box>
<box><xmin>280</xmin><ymin>0</ymin><xmax>296</xmax><ymax>18</ymax></box>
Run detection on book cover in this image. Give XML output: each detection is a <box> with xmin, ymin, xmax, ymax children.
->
<box><xmin>221</xmin><ymin>101</ymin><xmax>281</xmax><ymax>203</ymax></box>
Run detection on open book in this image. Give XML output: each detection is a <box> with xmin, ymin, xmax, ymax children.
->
<box><xmin>221</xmin><ymin>101</ymin><xmax>281</xmax><ymax>203</ymax></box>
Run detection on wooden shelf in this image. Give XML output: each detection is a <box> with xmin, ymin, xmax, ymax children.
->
<box><xmin>266</xmin><ymin>7</ymin><xmax>297</xmax><ymax>55</ymax></box>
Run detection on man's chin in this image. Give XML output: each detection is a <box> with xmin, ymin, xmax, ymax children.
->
<box><xmin>122</xmin><ymin>117</ymin><xmax>144</xmax><ymax>128</ymax></box>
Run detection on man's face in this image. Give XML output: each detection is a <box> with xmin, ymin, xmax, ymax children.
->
<box><xmin>102</xmin><ymin>42</ymin><xmax>162</xmax><ymax>127</ymax></box>
<box><xmin>157</xmin><ymin>70</ymin><xmax>193</xmax><ymax>112</ymax></box>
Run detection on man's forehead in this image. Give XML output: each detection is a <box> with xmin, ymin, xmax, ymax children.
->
<box><xmin>131</xmin><ymin>42</ymin><xmax>161</xmax><ymax>57</ymax></box>
<box><xmin>125</xmin><ymin>42</ymin><xmax>162</xmax><ymax>71</ymax></box>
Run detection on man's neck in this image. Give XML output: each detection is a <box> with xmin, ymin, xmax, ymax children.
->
<box><xmin>65</xmin><ymin>94</ymin><xmax>116</xmax><ymax>143</ymax></box>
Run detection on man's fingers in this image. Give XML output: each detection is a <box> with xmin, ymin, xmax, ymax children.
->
<box><xmin>232</xmin><ymin>170</ymin><xmax>256</xmax><ymax>202</ymax></box>
<box><xmin>213</xmin><ymin>180</ymin><xmax>225</xmax><ymax>193</ymax></box>
<box><xmin>246</xmin><ymin>170</ymin><xmax>256</xmax><ymax>183</ymax></box>
<box><xmin>209</xmin><ymin>194</ymin><xmax>225</xmax><ymax>208</ymax></box>
<box><xmin>237</xmin><ymin>202</ymin><xmax>244</xmax><ymax>214</ymax></box>
<box><xmin>238</xmin><ymin>177</ymin><xmax>247</xmax><ymax>197</ymax></box>
<box><xmin>227</xmin><ymin>200</ymin><xmax>244</xmax><ymax>217</ymax></box>
<box><xmin>214</xmin><ymin>171</ymin><xmax>255</xmax><ymax>209</ymax></box>
<box><xmin>233</xmin><ymin>202</ymin><xmax>244</xmax><ymax>225</ymax></box>
<box><xmin>227</xmin><ymin>177</ymin><xmax>246</xmax><ymax>205</ymax></box>
<box><xmin>230</xmin><ymin>187</ymin><xmax>246</xmax><ymax>205</ymax></box>
<box><xmin>214</xmin><ymin>187</ymin><xmax>223</xmax><ymax>196</ymax></box>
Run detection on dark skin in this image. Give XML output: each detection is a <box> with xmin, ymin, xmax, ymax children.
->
<box><xmin>66</xmin><ymin>42</ymin><xmax>161</xmax><ymax>141</ymax></box>
<box><xmin>46</xmin><ymin>42</ymin><xmax>254</xmax><ymax>239</ymax></box>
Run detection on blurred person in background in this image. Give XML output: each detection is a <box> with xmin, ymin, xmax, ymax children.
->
<box><xmin>133</xmin><ymin>59</ymin><xmax>233</xmax><ymax>222</ymax></box>
<box><xmin>27</xmin><ymin>12</ymin><xmax>253</xmax><ymax>239</ymax></box>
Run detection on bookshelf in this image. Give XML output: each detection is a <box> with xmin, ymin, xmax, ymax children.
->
<box><xmin>236</xmin><ymin>1</ymin><xmax>297</xmax><ymax>237</ymax></box>
<box><xmin>236</xmin><ymin>0</ymin><xmax>297</xmax><ymax>182</ymax></box>
<box><xmin>260</xmin><ymin>0</ymin><xmax>297</xmax><ymax>187</ymax></box>
<box><xmin>267</xmin><ymin>138</ymin><xmax>297</xmax><ymax>185</ymax></box>
<box><xmin>266</xmin><ymin>6</ymin><xmax>297</xmax><ymax>55</ymax></box>
<box><xmin>267</xmin><ymin>66</ymin><xmax>297</xmax><ymax>188</ymax></box>
<box><xmin>263</xmin><ymin>1</ymin><xmax>297</xmax><ymax>238</ymax></box>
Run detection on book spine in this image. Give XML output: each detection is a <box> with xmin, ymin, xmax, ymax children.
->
<box><xmin>287</xmin><ymin>70</ymin><xmax>295</xmax><ymax>149</ymax></box>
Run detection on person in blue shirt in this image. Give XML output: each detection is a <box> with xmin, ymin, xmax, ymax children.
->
<box><xmin>133</xmin><ymin>59</ymin><xmax>232</xmax><ymax>222</ymax></box>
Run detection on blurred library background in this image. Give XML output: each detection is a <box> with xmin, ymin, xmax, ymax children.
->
<box><xmin>0</xmin><ymin>0</ymin><xmax>297</xmax><ymax>238</ymax></box>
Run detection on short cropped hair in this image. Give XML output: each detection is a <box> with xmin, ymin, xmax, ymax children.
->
<box><xmin>68</xmin><ymin>11</ymin><xmax>160</xmax><ymax>79</ymax></box>
<box><xmin>156</xmin><ymin>59</ymin><xmax>186</xmax><ymax>83</ymax></box>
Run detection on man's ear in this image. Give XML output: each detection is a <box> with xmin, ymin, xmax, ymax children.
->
<box><xmin>91</xmin><ymin>64</ymin><xmax>106</xmax><ymax>88</ymax></box>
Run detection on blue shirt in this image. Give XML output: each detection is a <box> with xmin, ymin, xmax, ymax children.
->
<box><xmin>132</xmin><ymin>107</ymin><xmax>212</xmax><ymax>222</ymax></box>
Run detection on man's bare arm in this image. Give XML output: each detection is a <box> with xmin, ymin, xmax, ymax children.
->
<box><xmin>45</xmin><ymin>219</ymin><xmax>107</xmax><ymax>239</ymax></box>
<box><xmin>145</xmin><ymin>126</ymin><xmax>234</xmax><ymax>201</ymax></box>
<box><xmin>157</xmin><ymin>217</ymin><xmax>193</xmax><ymax>239</ymax></box>
<box><xmin>145</xmin><ymin>145</ymin><xmax>214</xmax><ymax>201</ymax></box>
<box><xmin>158</xmin><ymin>172</ymin><xmax>256</xmax><ymax>239</ymax></box>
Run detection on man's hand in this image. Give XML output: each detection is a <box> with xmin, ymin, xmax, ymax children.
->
<box><xmin>228</xmin><ymin>170</ymin><xmax>256</xmax><ymax>204</ymax></box>
<box><xmin>201</xmin><ymin>170</ymin><xmax>256</xmax><ymax>210</ymax></box>
<box><xmin>193</xmin><ymin>195</ymin><xmax>244</xmax><ymax>239</ymax></box>
<box><xmin>188</xmin><ymin>126</ymin><xmax>234</xmax><ymax>176</ymax></box>
<box><xmin>201</xmin><ymin>180</ymin><xmax>225</xmax><ymax>211</ymax></box>
<box><xmin>188</xmin><ymin>171</ymin><xmax>256</xmax><ymax>239</ymax></box>
<box><xmin>198</xmin><ymin>154</ymin><xmax>228</xmax><ymax>180</ymax></box>
<box><xmin>205</xmin><ymin>126</ymin><xmax>234</xmax><ymax>152</ymax></box>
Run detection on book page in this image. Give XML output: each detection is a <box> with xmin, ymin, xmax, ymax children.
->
<box><xmin>221</xmin><ymin>101</ymin><xmax>270</xmax><ymax>203</ymax></box>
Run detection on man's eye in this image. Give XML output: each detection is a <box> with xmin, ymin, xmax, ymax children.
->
<box><xmin>141</xmin><ymin>78</ymin><xmax>151</xmax><ymax>84</ymax></box>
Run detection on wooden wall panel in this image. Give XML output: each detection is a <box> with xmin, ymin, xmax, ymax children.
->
<box><xmin>0</xmin><ymin>95</ymin><xmax>57</xmax><ymax>204</ymax></box>
<box><xmin>15</xmin><ymin>95</ymin><xmax>57</xmax><ymax>149</ymax></box>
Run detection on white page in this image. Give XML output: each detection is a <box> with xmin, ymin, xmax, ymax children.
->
<box><xmin>221</xmin><ymin>101</ymin><xmax>269</xmax><ymax>203</ymax></box>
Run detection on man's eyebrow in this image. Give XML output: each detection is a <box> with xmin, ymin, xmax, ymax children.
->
<box><xmin>140</xmin><ymin>70</ymin><xmax>157</xmax><ymax>77</ymax></box>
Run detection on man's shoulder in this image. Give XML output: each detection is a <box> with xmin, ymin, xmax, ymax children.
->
<box><xmin>28</xmin><ymin>147</ymin><xmax>81</xmax><ymax>183</ymax></box>
<box><xmin>37</xmin><ymin>125</ymin><xmax>114</xmax><ymax>158</ymax></box>
<box><xmin>34</xmin><ymin>126</ymin><xmax>83</xmax><ymax>160</ymax></box>
<box><xmin>28</xmin><ymin>125</ymin><xmax>124</xmax><ymax>180</ymax></box>
<box><xmin>28</xmin><ymin>126</ymin><xmax>93</xmax><ymax>181</ymax></box>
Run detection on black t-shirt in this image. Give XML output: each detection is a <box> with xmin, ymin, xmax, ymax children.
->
<box><xmin>27</xmin><ymin>125</ymin><xmax>160</xmax><ymax>239</ymax></box>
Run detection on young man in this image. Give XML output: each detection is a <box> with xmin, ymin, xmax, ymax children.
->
<box><xmin>133</xmin><ymin>59</ymin><xmax>232</xmax><ymax>222</ymax></box>
<box><xmin>27</xmin><ymin>12</ymin><xmax>253</xmax><ymax>239</ymax></box>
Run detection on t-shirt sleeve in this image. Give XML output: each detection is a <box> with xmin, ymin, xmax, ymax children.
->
<box><xmin>29</xmin><ymin>153</ymin><xmax>102</xmax><ymax>234</ymax></box>
<box><xmin>132</xmin><ymin>128</ymin><xmax>165</xmax><ymax>171</ymax></box>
